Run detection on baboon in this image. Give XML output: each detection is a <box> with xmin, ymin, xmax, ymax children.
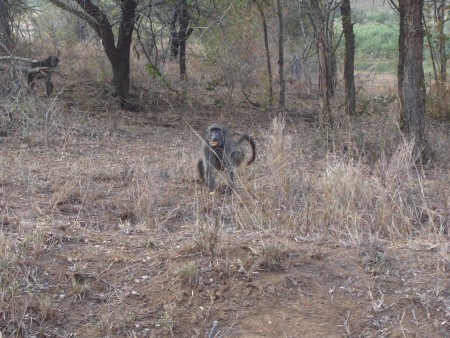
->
<box><xmin>27</xmin><ymin>55</ymin><xmax>59</xmax><ymax>96</ymax></box>
<box><xmin>197</xmin><ymin>123</ymin><xmax>256</xmax><ymax>194</ymax></box>
<box><xmin>30</xmin><ymin>55</ymin><xmax>60</xmax><ymax>69</ymax></box>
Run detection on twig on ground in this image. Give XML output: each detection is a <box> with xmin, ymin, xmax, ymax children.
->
<box><xmin>208</xmin><ymin>320</ymin><xmax>218</xmax><ymax>338</ymax></box>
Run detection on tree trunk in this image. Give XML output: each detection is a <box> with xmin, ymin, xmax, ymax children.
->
<box><xmin>169</xmin><ymin>0</ymin><xmax>192</xmax><ymax>80</ymax></box>
<box><xmin>326</xmin><ymin>11</ymin><xmax>337</xmax><ymax>97</ymax></box>
<box><xmin>311</xmin><ymin>0</ymin><xmax>332</xmax><ymax>129</ymax></box>
<box><xmin>397</xmin><ymin>0</ymin><xmax>406</xmax><ymax>128</ymax></box>
<box><xmin>277</xmin><ymin>0</ymin><xmax>285</xmax><ymax>115</ymax></box>
<box><xmin>318</xmin><ymin>36</ymin><xmax>331</xmax><ymax>129</ymax></box>
<box><xmin>402</xmin><ymin>0</ymin><xmax>429</xmax><ymax>162</ymax></box>
<box><xmin>437</xmin><ymin>0</ymin><xmax>446</xmax><ymax>96</ymax></box>
<box><xmin>0</xmin><ymin>0</ymin><xmax>13</xmax><ymax>52</ymax></box>
<box><xmin>340</xmin><ymin>0</ymin><xmax>355</xmax><ymax>115</ymax></box>
<box><xmin>170</xmin><ymin>9</ymin><xmax>179</xmax><ymax>58</ymax></box>
<box><xmin>423</xmin><ymin>14</ymin><xmax>438</xmax><ymax>83</ymax></box>
<box><xmin>111</xmin><ymin>53</ymin><xmax>131</xmax><ymax>100</ymax></box>
<box><xmin>255</xmin><ymin>0</ymin><xmax>273</xmax><ymax>106</ymax></box>
<box><xmin>109</xmin><ymin>0</ymin><xmax>136</xmax><ymax>99</ymax></box>
<box><xmin>178</xmin><ymin>0</ymin><xmax>189</xmax><ymax>80</ymax></box>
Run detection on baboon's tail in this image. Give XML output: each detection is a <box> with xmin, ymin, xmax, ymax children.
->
<box><xmin>237</xmin><ymin>133</ymin><xmax>256</xmax><ymax>165</ymax></box>
<box><xmin>197</xmin><ymin>159</ymin><xmax>205</xmax><ymax>182</ymax></box>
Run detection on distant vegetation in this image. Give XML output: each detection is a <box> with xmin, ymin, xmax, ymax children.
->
<box><xmin>354</xmin><ymin>23</ymin><xmax>398</xmax><ymax>72</ymax></box>
<box><xmin>343</xmin><ymin>3</ymin><xmax>399</xmax><ymax>73</ymax></box>
<box><xmin>348</xmin><ymin>2</ymin><xmax>444</xmax><ymax>75</ymax></box>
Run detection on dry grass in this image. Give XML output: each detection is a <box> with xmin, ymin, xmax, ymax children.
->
<box><xmin>202</xmin><ymin>115</ymin><xmax>448</xmax><ymax>248</ymax></box>
<box><xmin>1</xmin><ymin>44</ymin><xmax>449</xmax><ymax>337</ymax></box>
<box><xmin>1</xmin><ymin>91</ymin><xmax>449</xmax><ymax>337</ymax></box>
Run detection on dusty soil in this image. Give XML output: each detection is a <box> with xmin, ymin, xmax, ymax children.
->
<box><xmin>1</xmin><ymin>83</ymin><xmax>449</xmax><ymax>338</ymax></box>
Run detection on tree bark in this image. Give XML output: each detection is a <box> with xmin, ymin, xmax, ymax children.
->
<box><xmin>326</xmin><ymin>10</ymin><xmax>337</xmax><ymax>97</ymax></box>
<box><xmin>397</xmin><ymin>0</ymin><xmax>406</xmax><ymax>128</ymax></box>
<box><xmin>170</xmin><ymin>9</ymin><xmax>179</xmax><ymax>58</ymax></box>
<box><xmin>169</xmin><ymin>0</ymin><xmax>192</xmax><ymax>80</ymax></box>
<box><xmin>318</xmin><ymin>36</ymin><xmax>331</xmax><ymax>128</ymax></box>
<box><xmin>423</xmin><ymin>14</ymin><xmax>438</xmax><ymax>83</ymax></box>
<box><xmin>340</xmin><ymin>0</ymin><xmax>355</xmax><ymax>115</ymax></box>
<box><xmin>0</xmin><ymin>0</ymin><xmax>13</xmax><ymax>52</ymax></box>
<box><xmin>178</xmin><ymin>0</ymin><xmax>190</xmax><ymax>80</ymax></box>
<box><xmin>311</xmin><ymin>0</ymin><xmax>332</xmax><ymax>129</ymax></box>
<box><xmin>255</xmin><ymin>0</ymin><xmax>273</xmax><ymax>106</ymax></box>
<box><xmin>402</xmin><ymin>0</ymin><xmax>429</xmax><ymax>162</ymax></box>
<box><xmin>437</xmin><ymin>0</ymin><xmax>446</xmax><ymax>96</ymax></box>
<box><xmin>277</xmin><ymin>0</ymin><xmax>285</xmax><ymax>115</ymax></box>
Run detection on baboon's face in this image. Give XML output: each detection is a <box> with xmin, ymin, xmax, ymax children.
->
<box><xmin>209</xmin><ymin>128</ymin><xmax>223</xmax><ymax>148</ymax></box>
<box><xmin>47</xmin><ymin>56</ymin><xmax>59</xmax><ymax>68</ymax></box>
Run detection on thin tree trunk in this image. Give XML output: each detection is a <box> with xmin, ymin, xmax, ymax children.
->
<box><xmin>255</xmin><ymin>0</ymin><xmax>273</xmax><ymax>106</ymax></box>
<box><xmin>277</xmin><ymin>0</ymin><xmax>285</xmax><ymax>115</ymax></box>
<box><xmin>437</xmin><ymin>0</ymin><xmax>446</xmax><ymax>95</ymax></box>
<box><xmin>402</xmin><ymin>0</ymin><xmax>429</xmax><ymax>162</ymax></box>
<box><xmin>423</xmin><ymin>14</ymin><xmax>438</xmax><ymax>83</ymax></box>
<box><xmin>318</xmin><ymin>36</ymin><xmax>331</xmax><ymax>129</ymax></box>
<box><xmin>340</xmin><ymin>0</ymin><xmax>355</xmax><ymax>116</ymax></box>
<box><xmin>170</xmin><ymin>9</ymin><xmax>179</xmax><ymax>58</ymax></box>
<box><xmin>397</xmin><ymin>0</ymin><xmax>406</xmax><ymax>129</ymax></box>
<box><xmin>178</xmin><ymin>0</ymin><xmax>188</xmax><ymax>79</ymax></box>
<box><xmin>326</xmin><ymin>9</ymin><xmax>337</xmax><ymax>97</ymax></box>
<box><xmin>311</xmin><ymin>0</ymin><xmax>332</xmax><ymax>129</ymax></box>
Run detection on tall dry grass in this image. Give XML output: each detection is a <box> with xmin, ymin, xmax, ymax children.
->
<box><xmin>204</xmin><ymin>117</ymin><xmax>448</xmax><ymax>246</ymax></box>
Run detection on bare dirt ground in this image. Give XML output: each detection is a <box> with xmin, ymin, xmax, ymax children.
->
<box><xmin>1</xmin><ymin>81</ymin><xmax>449</xmax><ymax>338</ymax></box>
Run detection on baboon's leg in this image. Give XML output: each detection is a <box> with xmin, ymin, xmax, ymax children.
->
<box><xmin>218</xmin><ymin>184</ymin><xmax>233</xmax><ymax>194</ymax></box>
<box><xmin>227</xmin><ymin>170</ymin><xmax>235</xmax><ymax>188</ymax></box>
<box><xmin>224</xmin><ymin>155</ymin><xmax>237</xmax><ymax>188</ymax></box>
<box><xmin>205</xmin><ymin>154</ymin><xmax>216</xmax><ymax>192</ymax></box>
<box><xmin>45</xmin><ymin>72</ymin><xmax>53</xmax><ymax>96</ymax></box>
<box><xmin>206</xmin><ymin>166</ymin><xmax>215</xmax><ymax>192</ymax></box>
<box><xmin>230</xmin><ymin>150</ymin><xmax>244</xmax><ymax>168</ymax></box>
<box><xmin>27</xmin><ymin>73</ymin><xmax>35</xmax><ymax>91</ymax></box>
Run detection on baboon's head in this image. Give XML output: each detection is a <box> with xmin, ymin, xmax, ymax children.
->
<box><xmin>207</xmin><ymin>124</ymin><xmax>225</xmax><ymax>148</ymax></box>
<box><xmin>46</xmin><ymin>56</ymin><xmax>59</xmax><ymax>68</ymax></box>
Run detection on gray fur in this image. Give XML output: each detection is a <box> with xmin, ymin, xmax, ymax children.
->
<box><xmin>197</xmin><ymin>123</ymin><xmax>256</xmax><ymax>193</ymax></box>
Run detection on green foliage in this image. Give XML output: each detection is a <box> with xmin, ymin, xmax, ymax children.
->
<box><xmin>205</xmin><ymin>80</ymin><xmax>223</xmax><ymax>108</ymax></box>
<box><xmin>354</xmin><ymin>22</ymin><xmax>398</xmax><ymax>72</ymax></box>
<box><xmin>206</xmin><ymin>80</ymin><xmax>219</xmax><ymax>92</ymax></box>
<box><xmin>368</xmin><ymin>10</ymin><xmax>396</xmax><ymax>24</ymax></box>
<box><xmin>145</xmin><ymin>63</ymin><xmax>160</xmax><ymax>79</ymax></box>
<box><xmin>352</xmin><ymin>8</ymin><xmax>397</xmax><ymax>25</ymax></box>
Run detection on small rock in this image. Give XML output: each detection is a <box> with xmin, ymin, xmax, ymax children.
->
<box><xmin>288</xmin><ymin>276</ymin><xmax>298</xmax><ymax>287</ymax></box>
